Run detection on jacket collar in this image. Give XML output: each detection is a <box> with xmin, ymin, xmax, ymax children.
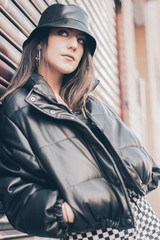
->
<box><xmin>26</xmin><ymin>72</ymin><xmax>100</xmax><ymax>99</ymax></box>
<box><xmin>92</xmin><ymin>78</ymin><xmax>100</xmax><ymax>90</ymax></box>
<box><xmin>26</xmin><ymin>73</ymin><xmax>56</xmax><ymax>100</ymax></box>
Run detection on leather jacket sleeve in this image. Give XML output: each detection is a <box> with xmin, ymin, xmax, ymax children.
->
<box><xmin>147</xmin><ymin>157</ymin><xmax>160</xmax><ymax>193</ymax></box>
<box><xmin>0</xmin><ymin>114</ymin><xmax>68</xmax><ymax>238</ymax></box>
<box><xmin>104</xmin><ymin>105</ymin><xmax>160</xmax><ymax>194</ymax></box>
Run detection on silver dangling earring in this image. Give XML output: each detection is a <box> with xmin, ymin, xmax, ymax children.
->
<box><xmin>35</xmin><ymin>48</ymin><xmax>41</xmax><ymax>68</ymax></box>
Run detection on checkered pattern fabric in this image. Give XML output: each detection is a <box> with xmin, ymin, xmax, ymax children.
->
<box><xmin>65</xmin><ymin>190</ymin><xmax>160</xmax><ymax>240</ymax></box>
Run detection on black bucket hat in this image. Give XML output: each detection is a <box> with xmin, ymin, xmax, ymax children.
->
<box><xmin>23</xmin><ymin>4</ymin><xmax>97</xmax><ymax>55</ymax></box>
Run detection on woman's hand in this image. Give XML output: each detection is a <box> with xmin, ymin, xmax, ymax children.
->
<box><xmin>62</xmin><ymin>202</ymin><xmax>75</xmax><ymax>223</ymax></box>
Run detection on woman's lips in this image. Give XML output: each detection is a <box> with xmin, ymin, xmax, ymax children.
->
<box><xmin>62</xmin><ymin>54</ymin><xmax>75</xmax><ymax>61</ymax></box>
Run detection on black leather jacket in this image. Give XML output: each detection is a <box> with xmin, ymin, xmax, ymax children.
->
<box><xmin>0</xmin><ymin>73</ymin><xmax>160</xmax><ymax>238</ymax></box>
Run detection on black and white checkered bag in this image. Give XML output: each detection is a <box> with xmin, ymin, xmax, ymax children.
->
<box><xmin>65</xmin><ymin>190</ymin><xmax>160</xmax><ymax>240</ymax></box>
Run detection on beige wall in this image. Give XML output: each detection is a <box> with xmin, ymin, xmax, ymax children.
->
<box><xmin>122</xmin><ymin>0</ymin><xmax>146</xmax><ymax>141</ymax></box>
<box><xmin>143</xmin><ymin>0</ymin><xmax>160</xmax><ymax>217</ymax></box>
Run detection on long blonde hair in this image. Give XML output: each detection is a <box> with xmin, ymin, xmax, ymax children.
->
<box><xmin>1</xmin><ymin>28</ymin><xmax>95</xmax><ymax>113</ymax></box>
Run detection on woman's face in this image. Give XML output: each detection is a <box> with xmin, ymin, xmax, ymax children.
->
<box><xmin>42</xmin><ymin>27</ymin><xmax>86</xmax><ymax>76</ymax></box>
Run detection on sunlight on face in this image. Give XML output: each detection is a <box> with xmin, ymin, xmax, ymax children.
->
<box><xmin>44</xmin><ymin>27</ymin><xmax>87</xmax><ymax>77</ymax></box>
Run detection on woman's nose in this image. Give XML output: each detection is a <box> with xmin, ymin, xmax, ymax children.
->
<box><xmin>67</xmin><ymin>36</ymin><xmax>78</xmax><ymax>51</ymax></box>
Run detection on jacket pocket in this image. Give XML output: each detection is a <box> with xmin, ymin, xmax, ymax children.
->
<box><xmin>65</xmin><ymin>177</ymin><xmax>120</xmax><ymax>232</ymax></box>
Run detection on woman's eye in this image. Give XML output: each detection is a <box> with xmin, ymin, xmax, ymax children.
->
<box><xmin>78</xmin><ymin>38</ymin><xmax>86</xmax><ymax>45</ymax></box>
<box><xmin>58</xmin><ymin>30</ymin><xmax>68</xmax><ymax>36</ymax></box>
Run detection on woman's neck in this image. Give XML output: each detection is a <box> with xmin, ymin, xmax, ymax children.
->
<box><xmin>38</xmin><ymin>67</ymin><xmax>63</xmax><ymax>95</ymax></box>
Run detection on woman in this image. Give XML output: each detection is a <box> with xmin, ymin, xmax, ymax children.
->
<box><xmin>0</xmin><ymin>3</ymin><xmax>160</xmax><ymax>240</ymax></box>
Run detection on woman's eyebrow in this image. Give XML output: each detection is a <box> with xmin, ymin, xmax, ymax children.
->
<box><xmin>77</xmin><ymin>33</ymin><xmax>87</xmax><ymax>39</ymax></box>
<box><xmin>69</xmin><ymin>28</ymin><xmax>87</xmax><ymax>38</ymax></box>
